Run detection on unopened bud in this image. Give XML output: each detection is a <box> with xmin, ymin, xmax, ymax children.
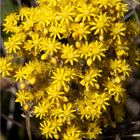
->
<box><xmin>29</xmin><ymin>77</ymin><xmax>36</xmax><ymax>85</ymax></box>
<box><xmin>21</xmin><ymin>83</ymin><xmax>26</xmax><ymax>89</ymax></box>
<box><xmin>43</xmin><ymin>29</ymin><xmax>48</xmax><ymax>35</ymax></box>
<box><xmin>75</xmin><ymin>41</ymin><xmax>81</xmax><ymax>48</ymax></box>
<box><xmin>63</xmin><ymin>96</ymin><xmax>68</xmax><ymax>102</ymax></box>
<box><xmin>50</xmin><ymin>57</ymin><xmax>57</xmax><ymax>65</ymax></box>
<box><xmin>75</xmin><ymin>16</ymin><xmax>81</xmax><ymax>22</ymax></box>
<box><xmin>99</xmin><ymin>35</ymin><xmax>104</xmax><ymax>41</ymax></box>
<box><xmin>24</xmin><ymin>104</ymin><xmax>30</xmax><ymax>111</ymax></box>
<box><xmin>95</xmin><ymin>83</ymin><xmax>100</xmax><ymax>89</ymax></box>
<box><xmin>115</xmin><ymin>76</ymin><xmax>121</xmax><ymax>83</ymax></box>
<box><xmin>41</xmin><ymin>53</ymin><xmax>48</xmax><ymax>60</ymax></box>
<box><xmin>72</xmin><ymin>32</ymin><xmax>78</xmax><ymax>40</ymax></box>
<box><xmin>116</xmin><ymin>5</ymin><xmax>121</xmax><ymax>11</ymax></box>
<box><xmin>87</xmin><ymin>58</ymin><xmax>93</xmax><ymax>66</ymax></box>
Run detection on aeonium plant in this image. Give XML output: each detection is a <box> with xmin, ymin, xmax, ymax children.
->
<box><xmin>1</xmin><ymin>0</ymin><xmax>140</xmax><ymax>139</ymax></box>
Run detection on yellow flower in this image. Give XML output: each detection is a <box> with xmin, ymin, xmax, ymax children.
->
<box><xmin>28</xmin><ymin>32</ymin><xmax>42</xmax><ymax>52</ymax></box>
<box><xmin>80</xmin><ymin>68</ymin><xmax>102</xmax><ymax>90</ymax></box>
<box><xmin>51</xmin><ymin>67</ymin><xmax>72</xmax><ymax>92</ymax></box>
<box><xmin>41</xmin><ymin>118</ymin><xmax>63</xmax><ymax>139</ymax></box>
<box><xmin>110</xmin><ymin>59</ymin><xmax>131</xmax><ymax>77</ymax></box>
<box><xmin>76</xmin><ymin>3</ymin><xmax>95</xmax><ymax>22</ymax></box>
<box><xmin>47</xmin><ymin>86</ymin><xmax>65</xmax><ymax>104</ymax></box>
<box><xmin>61</xmin><ymin>44</ymin><xmax>79</xmax><ymax>65</ymax></box>
<box><xmin>33</xmin><ymin>60</ymin><xmax>48</xmax><ymax>74</ymax></box>
<box><xmin>72</xmin><ymin>23</ymin><xmax>90</xmax><ymax>41</ymax></box>
<box><xmin>110</xmin><ymin>22</ymin><xmax>126</xmax><ymax>42</ymax></box>
<box><xmin>14</xmin><ymin>68</ymin><xmax>26</xmax><ymax>82</ymax></box>
<box><xmin>126</xmin><ymin>21</ymin><xmax>140</xmax><ymax>36</ymax></box>
<box><xmin>86</xmin><ymin>123</ymin><xmax>102</xmax><ymax>139</ymax></box>
<box><xmin>63</xmin><ymin>125</ymin><xmax>81</xmax><ymax>140</ymax></box>
<box><xmin>50</xmin><ymin>106</ymin><xmax>63</xmax><ymax>118</ymax></box>
<box><xmin>60</xmin><ymin>103</ymin><xmax>75</xmax><ymax>123</ymax></box>
<box><xmin>92</xmin><ymin>93</ymin><xmax>109</xmax><ymax>111</ymax></box>
<box><xmin>49</xmin><ymin>22</ymin><xmax>66</xmax><ymax>39</ymax></box>
<box><xmin>50</xmin><ymin>117</ymin><xmax>63</xmax><ymax>132</ymax></box>
<box><xmin>78</xmin><ymin>90</ymin><xmax>108</xmax><ymax>120</ymax></box>
<box><xmin>79</xmin><ymin>41</ymin><xmax>91</xmax><ymax>59</ymax></box>
<box><xmin>16</xmin><ymin>90</ymin><xmax>33</xmax><ymax>105</ymax></box>
<box><xmin>77</xmin><ymin>99</ymin><xmax>101</xmax><ymax>120</ymax></box>
<box><xmin>77</xmin><ymin>100</ymin><xmax>90</xmax><ymax>119</ymax></box>
<box><xmin>115</xmin><ymin>3</ymin><xmax>128</xmax><ymax>18</ymax></box>
<box><xmin>34</xmin><ymin>90</ymin><xmax>45</xmax><ymax>100</ymax></box>
<box><xmin>90</xmin><ymin>13</ymin><xmax>110</xmax><ymax>35</ymax></box>
<box><xmin>115</xmin><ymin>43</ymin><xmax>129</xmax><ymax>58</ymax></box>
<box><xmin>98</xmin><ymin>0</ymin><xmax>111</xmax><ymax>9</ymax></box>
<box><xmin>40</xmin><ymin>121</ymin><xmax>55</xmax><ymax>139</ymax></box>
<box><xmin>104</xmin><ymin>78</ymin><xmax>126</xmax><ymax>103</ymax></box>
<box><xmin>79</xmin><ymin>41</ymin><xmax>106</xmax><ymax>61</ymax></box>
<box><xmin>112</xmin><ymin>85</ymin><xmax>126</xmax><ymax>103</ymax></box>
<box><xmin>0</xmin><ymin>58</ymin><xmax>13</xmax><ymax>77</ymax></box>
<box><xmin>3</xmin><ymin>12</ymin><xmax>19</xmax><ymax>33</ymax></box>
<box><xmin>22</xmin><ymin>19</ymin><xmax>35</xmax><ymax>31</ymax></box>
<box><xmin>34</xmin><ymin>99</ymin><xmax>52</xmax><ymax>119</ymax></box>
<box><xmin>22</xmin><ymin>62</ymin><xmax>35</xmax><ymax>77</ymax></box>
<box><xmin>19</xmin><ymin>7</ymin><xmax>30</xmax><ymax>20</ymax></box>
<box><xmin>89</xmin><ymin>41</ymin><xmax>106</xmax><ymax>61</ymax></box>
<box><xmin>56</xmin><ymin>5</ymin><xmax>75</xmax><ymax>24</ymax></box>
<box><xmin>4</xmin><ymin>35</ymin><xmax>22</xmax><ymax>53</ymax></box>
<box><xmin>41</xmin><ymin>38</ymin><xmax>61</xmax><ymax>56</ymax></box>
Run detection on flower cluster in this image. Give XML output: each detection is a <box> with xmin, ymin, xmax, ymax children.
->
<box><xmin>2</xmin><ymin>0</ymin><xmax>140</xmax><ymax>139</ymax></box>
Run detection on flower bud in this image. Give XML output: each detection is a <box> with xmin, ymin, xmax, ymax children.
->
<box><xmin>24</xmin><ymin>104</ymin><xmax>30</xmax><ymax>111</ymax></box>
<box><xmin>116</xmin><ymin>5</ymin><xmax>121</xmax><ymax>11</ymax></box>
<box><xmin>41</xmin><ymin>53</ymin><xmax>48</xmax><ymax>60</ymax></box>
<box><xmin>63</xmin><ymin>96</ymin><xmax>68</xmax><ymax>102</ymax></box>
<box><xmin>87</xmin><ymin>58</ymin><xmax>93</xmax><ymax>66</ymax></box>
<box><xmin>75</xmin><ymin>16</ymin><xmax>81</xmax><ymax>22</ymax></box>
<box><xmin>21</xmin><ymin>82</ymin><xmax>26</xmax><ymax>89</ymax></box>
<box><xmin>50</xmin><ymin>57</ymin><xmax>57</xmax><ymax>65</ymax></box>
<box><xmin>29</xmin><ymin>77</ymin><xmax>36</xmax><ymax>85</ymax></box>
<box><xmin>72</xmin><ymin>32</ymin><xmax>78</xmax><ymax>40</ymax></box>
<box><xmin>75</xmin><ymin>41</ymin><xmax>81</xmax><ymax>48</ymax></box>
<box><xmin>99</xmin><ymin>35</ymin><xmax>104</xmax><ymax>41</ymax></box>
<box><xmin>95</xmin><ymin>83</ymin><xmax>100</xmax><ymax>89</ymax></box>
<box><xmin>115</xmin><ymin>76</ymin><xmax>121</xmax><ymax>83</ymax></box>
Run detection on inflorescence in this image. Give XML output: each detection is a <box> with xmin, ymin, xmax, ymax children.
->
<box><xmin>1</xmin><ymin>0</ymin><xmax>140</xmax><ymax>139</ymax></box>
